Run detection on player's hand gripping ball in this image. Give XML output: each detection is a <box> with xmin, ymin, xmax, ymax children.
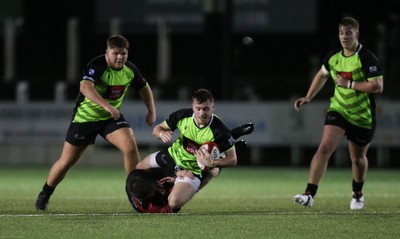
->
<box><xmin>197</xmin><ymin>141</ymin><xmax>220</xmax><ymax>171</ymax></box>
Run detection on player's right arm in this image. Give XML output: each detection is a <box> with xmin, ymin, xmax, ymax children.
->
<box><xmin>80</xmin><ymin>80</ymin><xmax>120</xmax><ymax>120</ymax></box>
<box><xmin>294</xmin><ymin>67</ymin><xmax>330</xmax><ymax>111</ymax></box>
<box><xmin>153</xmin><ymin>121</ymin><xmax>173</xmax><ymax>143</ymax></box>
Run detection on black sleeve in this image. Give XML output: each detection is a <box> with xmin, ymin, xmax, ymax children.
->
<box><xmin>359</xmin><ymin>48</ymin><xmax>384</xmax><ymax>79</ymax></box>
<box><xmin>211</xmin><ymin>117</ymin><xmax>235</xmax><ymax>152</ymax></box>
<box><xmin>165</xmin><ymin>108</ymin><xmax>193</xmax><ymax>131</ymax></box>
<box><xmin>82</xmin><ymin>55</ymin><xmax>107</xmax><ymax>84</ymax></box>
<box><xmin>126</xmin><ymin>61</ymin><xmax>147</xmax><ymax>90</ymax></box>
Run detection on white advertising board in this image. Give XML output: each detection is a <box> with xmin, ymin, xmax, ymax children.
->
<box><xmin>0</xmin><ymin>100</ymin><xmax>399</xmax><ymax>147</ymax></box>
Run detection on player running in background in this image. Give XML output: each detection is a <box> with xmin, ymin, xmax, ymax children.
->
<box><xmin>35</xmin><ymin>35</ymin><xmax>156</xmax><ymax>211</ymax></box>
<box><xmin>135</xmin><ymin>88</ymin><xmax>242</xmax><ymax>212</ymax></box>
<box><xmin>293</xmin><ymin>16</ymin><xmax>383</xmax><ymax>209</ymax></box>
<box><xmin>126</xmin><ymin>122</ymin><xmax>254</xmax><ymax>213</ymax></box>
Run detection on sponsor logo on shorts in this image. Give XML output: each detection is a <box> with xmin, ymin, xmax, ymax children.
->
<box><xmin>116</xmin><ymin>121</ymin><xmax>128</xmax><ymax>125</ymax></box>
<box><xmin>161</xmin><ymin>154</ymin><xmax>167</xmax><ymax>165</ymax></box>
<box><xmin>327</xmin><ymin>114</ymin><xmax>337</xmax><ymax>120</ymax></box>
<box><xmin>74</xmin><ymin>134</ymin><xmax>85</xmax><ymax>140</ymax></box>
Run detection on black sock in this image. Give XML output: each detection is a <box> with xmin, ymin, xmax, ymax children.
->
<box><xmin>305</xmin><ymin>183</ymin><xmax>318</xmax><ymax>197</ymax></box>
<box><xmin>41</xmin><ymin>182</ymin><xmax>55</xmax><ymax>196</ymax></box>
<box><xmin>352</xmin><ymin>180</ymin><xmax>364</xmax><ymax>196</ymax></box>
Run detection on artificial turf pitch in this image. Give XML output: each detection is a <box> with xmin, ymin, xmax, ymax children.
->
<box><xmin>1</xmin><ymin>167</ymin><xmax>399</xmax><ymax>238</ymax></box>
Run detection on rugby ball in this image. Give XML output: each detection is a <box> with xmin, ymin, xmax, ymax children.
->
<box><xmin>197</xmin><ymin>142</ymin><xmax>220</xmax><ymax>171</ymax></box>
<box><xmin>199</xmin><ymin>141</ymin><xmax>220</xmax><ymax>160</ymax></box>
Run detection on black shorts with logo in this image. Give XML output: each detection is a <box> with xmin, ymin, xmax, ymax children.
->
<box><xmin>65</xmin><ymin>114</ymin><xmax>130</xmax><ymax>146</ymax></box>
<box><xmin>324</xmin><ymin>111</ymin><xmax>375</xmax><ymax>146</ymax></box>
<box><xmin>154</xmin><ymin>149</ymin><xmax>209</xmax><ymax>181</ymax></box>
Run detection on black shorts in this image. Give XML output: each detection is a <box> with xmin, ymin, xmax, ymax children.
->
<box><xmin>324</xmin><ymin>111</ymin><xmax>375</xmax><ymax>146</ymax></box>
<box><xmin>154</xmin><ymin>149</ymin><xmax>209</xmax><ymax>181</ymax></box>
<box><xmin>65</xmin><ymin>115</ymin><xmax>131</xmax><ymax>146</ymax></box>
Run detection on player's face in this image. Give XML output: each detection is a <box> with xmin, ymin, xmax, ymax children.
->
<box><xmin>192</xmin><ymin>99</ymin><xmax>214</xmax><ymax>126</ymax></box>
<box><xmin>338</xmin><ymin>25</ymin><xmax>359</xmax><ymax>51</ymax></box>
<box><xmin>106</xmin><ymin>47</ymin><xmax>128</xmax><ymax>70</ymax></box>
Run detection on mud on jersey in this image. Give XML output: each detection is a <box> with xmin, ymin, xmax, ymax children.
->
<box><xmin>323</xmin><ymin>44</ymin><xmax>383</xmax><ymax>129</ymax></box>
<box><xmin>165</xmin><ymin>108</ymin><xmax>235</xmax><ymax>175</ymax></box>
<box><xmin>72</xmin><ymin>55</ymin><xmax>148</xmax><ymax>123</ymax></box>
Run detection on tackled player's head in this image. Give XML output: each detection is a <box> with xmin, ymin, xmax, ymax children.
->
<box><xmin>128</xmin><ymin>176</ymin><xmax>157</xmax><ymax>202</ymax></box>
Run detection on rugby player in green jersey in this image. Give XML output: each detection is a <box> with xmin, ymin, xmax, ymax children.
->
<box><xmin>293</xmin><ymin>17</ymin><xmax>383</xmax><ymax>209</ymax></box>
<box><xmin>35</xmin><ymin>35</ymin><xmax>156</xmax><ymax>210</ymax></box>
<box><xmin>136</xmin><ymin>88</ymin><xmax>238</xmax><ymax>212</ymax></box>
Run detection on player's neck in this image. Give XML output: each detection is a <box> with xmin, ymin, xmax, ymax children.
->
<box><xmin>343</xmin><ymin>43</ymin><xmax>359</xmax><ymax>56</ymax></box>
<box><xmin>194</xmin><ymin>117</ymin><xmax>211</xmax><ymax>128</ymax></box>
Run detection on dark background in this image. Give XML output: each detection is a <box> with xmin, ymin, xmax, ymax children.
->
<box><xmin>0</xmin><ymin>0</ymin><xmax>399</xmax><ymax>168</ymax></box>
<box><xmin>0</xmin><ymin>0</ymin><xmax>398</xmax><ymax>101</ymax></box>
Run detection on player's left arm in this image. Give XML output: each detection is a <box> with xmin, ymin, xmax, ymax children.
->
<box><xmin>213</xmin><ymin>147</ymin><xmax>237</xmax><ymax>168</ymax></box>
<box><xmin>139</xmin><ymin>84</ymin><xmax>156</xmax><ymax>126</ymax></box>
<box><xmin>196</xmin><ymin>146</ymin><xmax>237</xmax><ymax>168</ymax></box>
<box><xmin>351</xmin><ymin>76</ymin><xmax>383</xmax><ymax>94</ymax></box>
<box><xmin>352</xmin><ymin>49</ymin><xmax>384</xmax><ymax>94</ymax></box>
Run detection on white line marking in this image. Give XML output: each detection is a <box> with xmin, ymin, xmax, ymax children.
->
<box><xmin>1</xmin><ymin>211</ymin><xmax>399</xmax><ymax>217</ymax></box>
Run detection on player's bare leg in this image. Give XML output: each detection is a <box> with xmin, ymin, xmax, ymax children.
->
<box><xmin>47</xmin><ymin>142</ymin><xmax>87</xmax><ymax>186</ymax></box>
<box><xmin>107</xmin><ymin>127</ymin><xmax>140</xmax><ymax>175</ymax></box>
<box><xmin>348</xmin><ymin>141</ymin><xmax>369</xmax><ymax>209</ymax></box>
<box><xmin>295</xmin><ymin>125</ymin><xmax>344</xmax><ymax>207</ymax></box>
<box><xmin>168</xmin><ymin>181</ymin><xmax>197</xmax><ymax>210</ymax></box>
<box><xmin>308</xmin><ymin>125</ymin><xmax>344</xmax><ymax>185</ymax></box>
<box><xmin>36</xmin><ymin>142</ymin><xmax>86</xmax><ymax>210</ymax></box>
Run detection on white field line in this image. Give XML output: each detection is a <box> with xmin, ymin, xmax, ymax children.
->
<box><xmin>1</xmin><ymin>211</ymin><xmax>400</xmax><ymax>218</ymax></box>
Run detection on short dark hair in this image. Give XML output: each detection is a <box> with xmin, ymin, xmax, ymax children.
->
<box><xmin>128</xmin><ymin>176</ymin><xmax>157</xmax><ymax>202</ymax></box>
<box><xmin>192</xmin><ymin>88</ymin><xmax>214</xmax><ymax>104</ymax></box>
<box><xmin>339</xmin><ymin>16</ymin><xmax>359</xmax><ymax>30</ymax></box>
<box><xmin>107</xmin><ymin>34</ymin><xmax>129</xmax><ymax>49</ymax></box>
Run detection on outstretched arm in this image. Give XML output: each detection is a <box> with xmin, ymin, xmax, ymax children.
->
<box><xmin>294</xmin><ymin>68</ymin><xmax>330</xmax><ymax>111</ymax></box>
<box><xmin>139</xmin><ymin>85</ymin><xmax>156</xmax><ymax>126</ymax></box>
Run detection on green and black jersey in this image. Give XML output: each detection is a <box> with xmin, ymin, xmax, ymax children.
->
<box><xmin>72</xmin><ymin>55</ymin><xmax>148</xmax><ymax>123</ymax></box>
<box><xmin>164</xmin><ymin>108</ymin><xmax>235</xmax><ymax>175</ymax></box>
<box><xmin>322</xmin><ymin>44</ymin><xmax>383</xmax><ymax>129</ymax></box>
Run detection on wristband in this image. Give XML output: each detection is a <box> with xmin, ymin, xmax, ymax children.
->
<box><xmin>350</xmin><ymin>81</ymin><xmax>354</xmax><ymax>89</ymax></box>
<box><xmin>348</xmin><ymin>79</ymin><xmax>354</xmax><ymax>89</ymax></box>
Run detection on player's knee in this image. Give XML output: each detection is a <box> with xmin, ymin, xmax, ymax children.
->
<box><xmin>209</xmin><ymin>167</ymin><xmax>221</xmax><ymax>177</ymax></box>
<box><xmin>317</xmin><ymin>143</ymin><xmax>335</xmax><ymax>156</ymax></box>
<box><xmin>351</xmin><ymin>156</ymin><xmax>367</xmax><ymax>167</ymax></box>
<box><xmin>56</xmin><ymin>158</ymin><xmax>77</xmax><ymax>170</ymax></box>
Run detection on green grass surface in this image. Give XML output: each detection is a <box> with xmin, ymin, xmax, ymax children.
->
<box><xmin>1</xmin><ymin>167</ymin><xmax>399</xmax><ymax>238</ymax></box>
